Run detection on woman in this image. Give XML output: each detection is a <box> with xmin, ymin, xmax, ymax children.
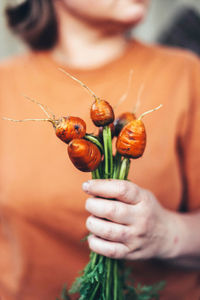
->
<box><xmin>1</xmin><ymin>0</ymin><xmax>200</xmax><ymax>299</ymax></box>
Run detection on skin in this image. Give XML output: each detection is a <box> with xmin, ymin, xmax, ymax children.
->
<box><xmin>83</xmin><ymin>180</ymin><xmax>200</xmax><ymax>267</ymax></box>
<box><xmin>53</xmin><ymin>0</ymin><xmax>149</xmax><ymax>69</ymax></box>
<box><xmin>57</xmin><ymin>0</ymin><xmax>149</xmax><ymax>24</ymax></box>
<box><xmin>53</xmin><ymin>0</ymin><xmax>200</xmax><ymax>268</ymax></box>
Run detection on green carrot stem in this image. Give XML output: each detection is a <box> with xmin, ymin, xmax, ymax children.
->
<box><xmin>92</xmin><ymin>166</ymin><xmax>101</xmax><ymax>179</ymax></box>
<box><xmin>124</xmin><ymin>158</ymin><xmax>131</xmax><ymax>180</ymax></box>
<box><xmin>113</xmin><ymin>152</ymin><xmax>122</xmax><ymax>179</ymax></box>
<box><xmin>88</xmin><ymin>281</ymin><xmax>100</xmax><ymax>300</ymax></box>
<box><xmin>119</xmin><ymin>158</ymin><xmax>130</xmax><ymax>180</ymax></box>
<box><xmin>91</xmin><ymin>252</ymin><xmax>98</xmax><ymax>268</ymax></box>
<box><xmin>84</xmin><ymin>134</ymin><xmax>104</xmax><ymax>153</ymax></box>
<box><xmin>95</xmin><ymin>167</ymin><xmax>101</xmax><ymax>179</ymax></box>
<box><xmin>103</xmin><ymin>126</ymin><xmax>113</xmax><ymax>179</ymax></box>
<box><xmin>107</xmin><ymin>126</ymin><xmax>113</xmax><ymax>178</ymax></box>
<box><xmin>106</xmin><ymin>258</ymin><xmax>112</xmax><ymax>300</ymax></box>
<box><xmin>103</xmin><ymin>127</ymin><xmax>109</xmax><ymax>179</ymax></box>
<box><xmin>113</xmin><ymin>260</ymin><xmax>118</xmax><ymax>300</ymax></box>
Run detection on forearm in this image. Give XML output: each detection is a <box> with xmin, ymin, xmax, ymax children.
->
<box><xmin>164</xmin><ymin>209</ymin><xmax>200</xmax><ymax>268</ymax></box>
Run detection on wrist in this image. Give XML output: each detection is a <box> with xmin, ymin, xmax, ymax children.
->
<box><xmin>174</xmin><ymin>211</ymin><xmax>200</xmax><ymax>258</ymax></box>
<box><xmin>159</xmin><ymin>210</ymin><xmax>200</xmax><ymax>260</ymax></box>
<box><xmin>157</xmin><ymin>209</ymin><xmax>184</xmax><ymax>259</ymax></box>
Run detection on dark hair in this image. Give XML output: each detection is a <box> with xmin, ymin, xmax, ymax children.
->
<box><xmin>5</xmin><ymin>0</ymin><xmax>58</xmax><ymax>51</ymax></box>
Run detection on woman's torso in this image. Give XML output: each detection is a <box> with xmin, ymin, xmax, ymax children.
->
<box><xmin>0</xmin><ymin>40</ymin><xmax>200</xmax><ymax>300</ymax></box>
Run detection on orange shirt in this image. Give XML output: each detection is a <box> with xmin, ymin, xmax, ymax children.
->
<box><xmin>0</xmin><ymin>40</ymin><xmax>200</xmax><ymax>300</ymax></box>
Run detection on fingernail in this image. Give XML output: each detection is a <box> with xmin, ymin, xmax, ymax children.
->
<box><xmin>82</xmin><ymin>181</ymin><xmax>90</xmax><ymax>192</ymax></box>
<box><xmin>85</xmin><ymin>198</ymin><xmax>93</xmax><ymax>210</ymax></box>
<box><xmin>85</xmin><ymin>199</ymin><xmax>90</xmax><ymax>210</ymax></box>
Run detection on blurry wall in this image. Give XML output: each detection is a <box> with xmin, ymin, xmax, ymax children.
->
<box><xmin>0</xmin><ymin>0</ymin><xmax>27</xmax><ymax>59</ymax></box>
<box><xmin>134</xmin><ymin>0</ymin><xmax>200</xmax><ymax>42</ymax></box>
<box><xmin>0</xmin><ymin>0</ymin><xmax>200</xmax><ymax>60</ymax></box>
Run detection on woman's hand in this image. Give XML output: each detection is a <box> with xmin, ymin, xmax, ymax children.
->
<box><xmin>82</xmin><ymin>179</ymin><xmax>179</xmax><ymax>260</ymax></box>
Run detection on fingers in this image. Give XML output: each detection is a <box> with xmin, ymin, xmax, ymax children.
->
<box><xmin>87</xmin><ymin>231</ymin><xmax>154</xmax><ymax>260</ymax></box>
<box><xmin>86</xmin><ymin>215</ymin><xmax>131</xmax><ymax>242</ymax></box>
<box><xmin>88</xmin><ymin>234</ymin><xmax>130</xmax><ymax>259</ymax></box>
<box><xmin>82</xmin><ymin>179</ymin><xmax>140</xmax><ymax>204</ymax></box>
<box><xmin>88</xmin><ymin>234</ymin><xmax>155</xmax><ymax>260</ymax></box>
<box><xmin>85</xmin><ymin>197</ymin><xmax>135</xmax><ymax>224</ymax></box>
<box><xmin>83</xmin><ymin>179</ymin><xmax>160</xmax><ymax>260</ymax></box>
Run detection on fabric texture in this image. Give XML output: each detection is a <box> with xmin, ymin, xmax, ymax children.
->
<box><xmin>0</xmin><ymin>40</ymin><xmax>200</xmax><ymax>300</ymax></box>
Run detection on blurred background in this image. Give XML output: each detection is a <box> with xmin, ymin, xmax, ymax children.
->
<box><xmin>0</xmin><ymin>0</ymin><xmax>200</xmax><ymax>60</ymax></box>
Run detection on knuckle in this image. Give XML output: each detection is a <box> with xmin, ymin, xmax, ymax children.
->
<box><xmin>139</xmin><ymin>218</ymin><xmax>148</xmax><ymax>235</ymax></box>
<box><xmin>118</xmin><ymin>203</ymin><xmax>129</xmax><ymax>219</ymax></box>
<box><xmin>118</xmin><ymin>181</ymin><xmax>128</xmax><ymax>199</ymax></box>
<box><xmin>117</xmin><ymin>181</ymin><xmax>140</xmax><ymax>203</ymax></box>
<box><xmin>107</xmin><ymin>246</ymin><xmax>127</xmax><ymax>259</ymax></box>
<box><xmin>142</xmin><ymin>204</ymin><xmax>153</xmax><ymax>222</ymax></box>
<box><xmin>121</xmin><ymin>227</ymin><xmax>133</xmax><ymax>241</ymax></box>
<box><xmin>130</xmin><ymin>183</ymin><xmax>140</xmax><ymax>201</ymax></box>
<box><xmin>105</xmin><ymin>203</ymin><xmax>117</xmax><ymax>219</ymax></box>
<box><xmin>137</xmin><ymin>200</ymin><xmax>151</xmax><ymax>218</ymax></box>
<box><xmin>103</xmin><ymin>227</ymin><xmax>114</xmax><ymax>240</ymax></box>
<box><xmin>107</xmin><ymin>246</ymin><xmax>118</xmax><ymax>258</ymax></box>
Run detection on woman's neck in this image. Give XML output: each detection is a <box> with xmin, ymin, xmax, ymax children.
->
<box><xmin>51</xmin><ymin>4</ymin><xmax>129</xmax><ymax>70</ymax></box>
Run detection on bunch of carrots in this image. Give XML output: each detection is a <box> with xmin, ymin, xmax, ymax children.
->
<box><xmin>4</xmin><ymin>70</ymin><xmax>164</xmax><ymax>300</ymax></box>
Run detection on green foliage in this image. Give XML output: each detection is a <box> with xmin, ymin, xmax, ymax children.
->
<box><xmin>136</xmin><ymin>281</ymin><xmax>166</xmax><ymax>300</ymax></box>
<box><xmin>57</xmin><ymin>284</ymin><xmax>71</xmax><ymax>300</ymax></box>
<box><xmin>70</xmin><ymin>253</ymin><xmax>107</xmax><ymax>300</ymax></box>
<box><xmin>66</xmin><ymin>257</ymin><xmax>165</xmax><ymax>300</ymax></box>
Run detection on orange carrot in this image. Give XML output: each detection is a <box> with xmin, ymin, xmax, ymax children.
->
<box><xmin>68</xmin><ymin>139</ymin><xmax>101</xmax><ymax>172</ymax></box>
<box><xmin>90</xmin><ymin>99</ymin><xmax>114</xmax><ymax>127</ymax></box>
<box><xmin>59</xmin><ymin>68</ymin><xmax>115</xmax><ymax>127</ymax></box>
<box><xmin>114</xmin><ymin>112</ymin><xmax>136</xmax><ymax>136</ymax></box>
<box><xmin>116</xmin><ymin>119</ymin><xmax>146</xmax><ymax>158</ymax></box>
<box><xmin>55</xmin><ymin>116</ymin><xmax>86</xmax><ymax>144</ymax></box>
<box><xmin>116</xmin><ymin>105</ymin><xmax>162</xmax><ymax>158</ymax></box>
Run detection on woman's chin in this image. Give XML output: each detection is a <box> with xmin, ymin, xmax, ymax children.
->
<box><xmin>115</xmin><ymin>6</ymin><xmax>147</xmax><ymax>26</ymax></box>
